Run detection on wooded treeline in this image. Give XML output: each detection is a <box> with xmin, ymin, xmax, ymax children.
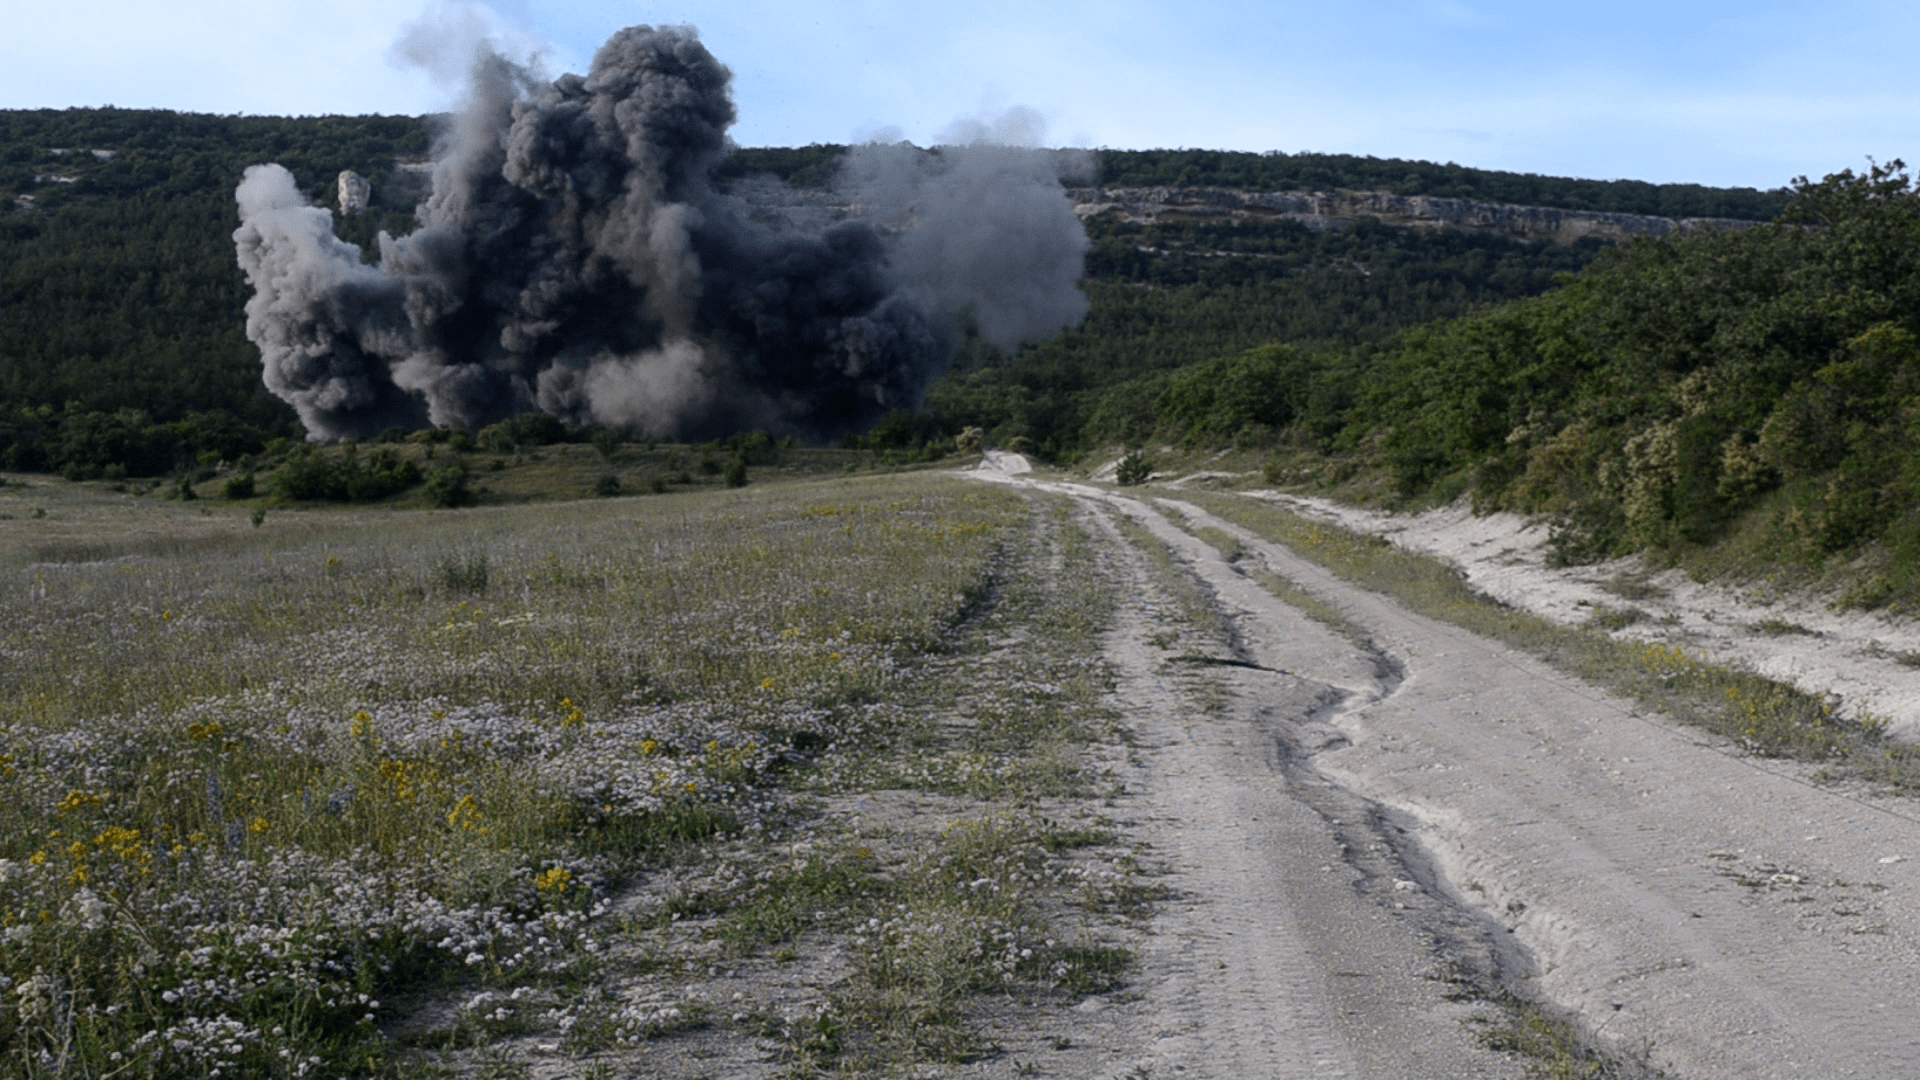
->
<box><xmin>1</xmin><ymin>109</ymin><xmax>432</xmax><ymax>473</ymax></box>
<box><xmin>1085</xmin><ymin>162</ymin><xmax>1920</xmax><ymax>602</ymax></box>
<box><xmin>3</xmin><ymin>108</ymin><xmax>1694</xmax><ymax>477</ymax></box>
<box><xmin>16</xmin><ymin>109</ymin><xmax>1904</xmax><ymax>597</ymax></box>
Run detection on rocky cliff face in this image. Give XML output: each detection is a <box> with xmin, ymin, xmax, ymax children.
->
<box><xmin>1070</xmin><ymin>186</ymin><xmax>1760</xmax><ymax>245</ymax></box>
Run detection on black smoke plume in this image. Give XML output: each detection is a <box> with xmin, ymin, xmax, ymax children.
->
<box><xmin>233</xmin><ymin>24</ymin><xmax>1089</xmax><ymax>442</ymax></box>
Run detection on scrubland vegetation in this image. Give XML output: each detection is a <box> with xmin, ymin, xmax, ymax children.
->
<box><xmin>0</xmin><ymin>472</ymin><xmax>1145</xmax><ymax>1076</ymax></box>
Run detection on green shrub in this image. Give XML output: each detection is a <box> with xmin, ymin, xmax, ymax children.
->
<box><xmin>1115</xmin><ymin>451</ymin><xmax>1153</xmax><ymax>486</ymax></box>
<box><xmin>434</xmin><ymin>552</ymin><xmax>490</xmax><ymax>593</ymax></box>
<box><xmin>423</xmin><ymin>462</ymin><xmax>473</xmax><ymax>508</ymax></box>
<box><xmin>271</xmin><ymin>446</ymin><xmax>420</xmax><ymax>503</ymax></box>
<box><xmin>1156</xmin><ymin>344</ymin><xmax>1304</xmax><ymax>447</ymax></box>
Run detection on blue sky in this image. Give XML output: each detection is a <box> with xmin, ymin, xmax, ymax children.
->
<box><xmin>4</xmin><ymin>0</ymin><xmax>1917</xmax><ymax>190</ymax></box>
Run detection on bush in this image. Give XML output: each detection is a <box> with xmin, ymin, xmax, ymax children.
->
<box><xmin>594</xmin><ymin>473</ymin><xmax>623</xmax><ymax>497</ymax></box>
<box><xmin>476</xmin><ymin>422</ymin><xmax>516</xmax><ymax>454</ymax></box>
<box><xmin>434</xmin><ymin>552</ymin><xmax>489</xmax><ymax>594</ymax></box>
<box><xmin>724</xmin><ymin>456</ymin><xmax>748</xmax><ymax>488</ymax></box>
<box><xmin>271</xmin><ymin>446</ymin><xmax>420</xmax><ymax>503</ymax></box>
<box><xmin>1156</xmin><ymin>344</ymin><xmax>1304</xmax><ymax>447</ymax></box>
<box><xmin>423</xmin><ymin>463</ymin><xmax>473</xmax><ymax>508</ymax></box>
<box><xmin>1115</xmin><ymin>452</ymin><xmax>1154</xmax><ymax>486</ymax></box>
<box><xmin>223</xmin><ymin>473</ymin><xmax>256</xmax><ymax>500</ymax></box>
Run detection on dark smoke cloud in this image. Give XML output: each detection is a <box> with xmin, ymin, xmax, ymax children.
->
<box><xmin>234</xmin><ymin>24</ymin><xmax>1089</xmax><ymax>442</ymax></box>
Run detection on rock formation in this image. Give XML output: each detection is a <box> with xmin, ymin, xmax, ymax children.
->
<box><xmin>1070</xmin><ymin>186</ymin><xmax>1760</xmax><ymax>245</ymax></box>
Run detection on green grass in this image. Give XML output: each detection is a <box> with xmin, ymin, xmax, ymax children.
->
<box><xmin>0</xmin><ymin>466</ymin><xmax>1161</xmax><ymax>1077</ymax></box>
<box><xmin>1474</xmin><ymin>996</ymin><xmax>1657</xmax><ymax>1079</ymax></box>
<box><xmin>1585</xmin><ymin>605</ymin><xmax>1649</xmax><ymax>631</ymax></box>
<box><xmin>0</xmin><ymin>470</ymin><xmax>1058</xmax><ymax>1076</ymax></box>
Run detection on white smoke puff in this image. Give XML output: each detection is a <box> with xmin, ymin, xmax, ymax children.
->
<box><xmin>233</xmin><ymin>165</ymin><xmax>422</xmax><ymax>436</ymax></box>
<box><xmin>578</xmin><ymin>342</ymin><xmax>734</xmax><ymax>433</ymax></box>
<box><xmin>840</xmin><ymin>142</ymin><xmax>1091</xmax><ymax>351</ymax></box>
<box><xmin>936</xmin><ymin>105</ymin><xmax>1050</xmax><ymax>149</ymax></box>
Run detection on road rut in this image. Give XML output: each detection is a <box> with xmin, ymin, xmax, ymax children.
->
<box><xmin>1068</xmin><ymin>494</ymin><xmax>1526</xmax><ymax>1079</ymax></box>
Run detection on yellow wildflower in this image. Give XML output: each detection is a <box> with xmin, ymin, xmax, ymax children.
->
<box><xmin>349</xmin><ymin>711</ymin><xmax>374</xmax><ymax>738</ymax></box>
<box><xmin>55</xmin><ymin>791</ymin><xmax>104</xmax><ymax>814</ymax></box>
<box><xmin>534</xmin><ymin>867</ymin><xmax>573</xmax><ymax>894</ymax></box>
<box><xmin>95</xmin><ymin>827</ymin><xmax>142</xmax><ymax>858</ymax></box>
<box><xmin>248</xmin><ymin>817</ymin><xmax>271</xmax><ymax>835</ymax></box>
<box><xmin>447</xmin><ymin>795</ymin><xmax>483</xmax><ymax>831</ymax></box>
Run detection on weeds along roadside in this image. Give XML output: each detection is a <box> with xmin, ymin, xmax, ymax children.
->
<box><xmin>1173</xmin><ymin>490</ymin><xmax>1920</xmax><ymax>793</ymax></box>
<box><xmin>758</xmin><ymin>494</ymin><xmax>1147</xmax><ymax>1073</ymax></box>
<box><xmin>0</xmin><ymin>474</ymin><xmax>1138</xmax><ymax>1077</ymax></box>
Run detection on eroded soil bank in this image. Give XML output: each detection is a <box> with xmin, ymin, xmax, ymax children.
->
<box><xmin>1251</xmin><ymin>491</ymin><xmax>1920</xmax><ymax>741</ymax></box>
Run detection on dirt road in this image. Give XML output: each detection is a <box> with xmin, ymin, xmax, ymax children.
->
<box><xmin>979</xmin><ymin>462</ymin><xmax>1920</xmax><ymax>1079</ymax></box>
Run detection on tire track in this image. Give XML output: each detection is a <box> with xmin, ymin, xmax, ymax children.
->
<box><xmin>1146</xmin><ymin>494</ymin><xmax>1920</xmax><ymax>1079</ymax></box>
<box><xmin>1067</xmin><ymin>494</ymin><xmax>1528</xmax><ymax>1079</ymax></box>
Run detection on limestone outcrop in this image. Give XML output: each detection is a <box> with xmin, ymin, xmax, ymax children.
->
<box><xmin>1070</xmin><ymin>186</ymin><xmax>1760</xmax><ymax>245</ymax></box>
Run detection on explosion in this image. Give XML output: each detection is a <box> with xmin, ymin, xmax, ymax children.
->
<box><xmin>234</xmin><ymin>24</ymin><xmax>1089</xmax><ymax>442</ymax></box>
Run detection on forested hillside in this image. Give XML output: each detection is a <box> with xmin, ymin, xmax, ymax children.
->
<box><xmin>1</xmin><ymin>109</ymin><xmax>429</xmax><ymax>473</ymax></box>
<box><xmin>1</xmin><ymin>108</ymin><xmax>1797</xmax><ymax>494</ymax></box>
<box><xmin>1322</xmin><ymin>161</ymin><xmax>1920</xmax><ymax>600</ymax></box>
<box><xmin>922</xmin><ymin>217</ymin><xmax>1609</xmax><ymax>452</ymax></box>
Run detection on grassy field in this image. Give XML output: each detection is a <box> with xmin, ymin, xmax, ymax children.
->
<box><xmin>0</xmin><ymin>467</ymin><xmax>1145</xmax><ymax>1077</ymax></box>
